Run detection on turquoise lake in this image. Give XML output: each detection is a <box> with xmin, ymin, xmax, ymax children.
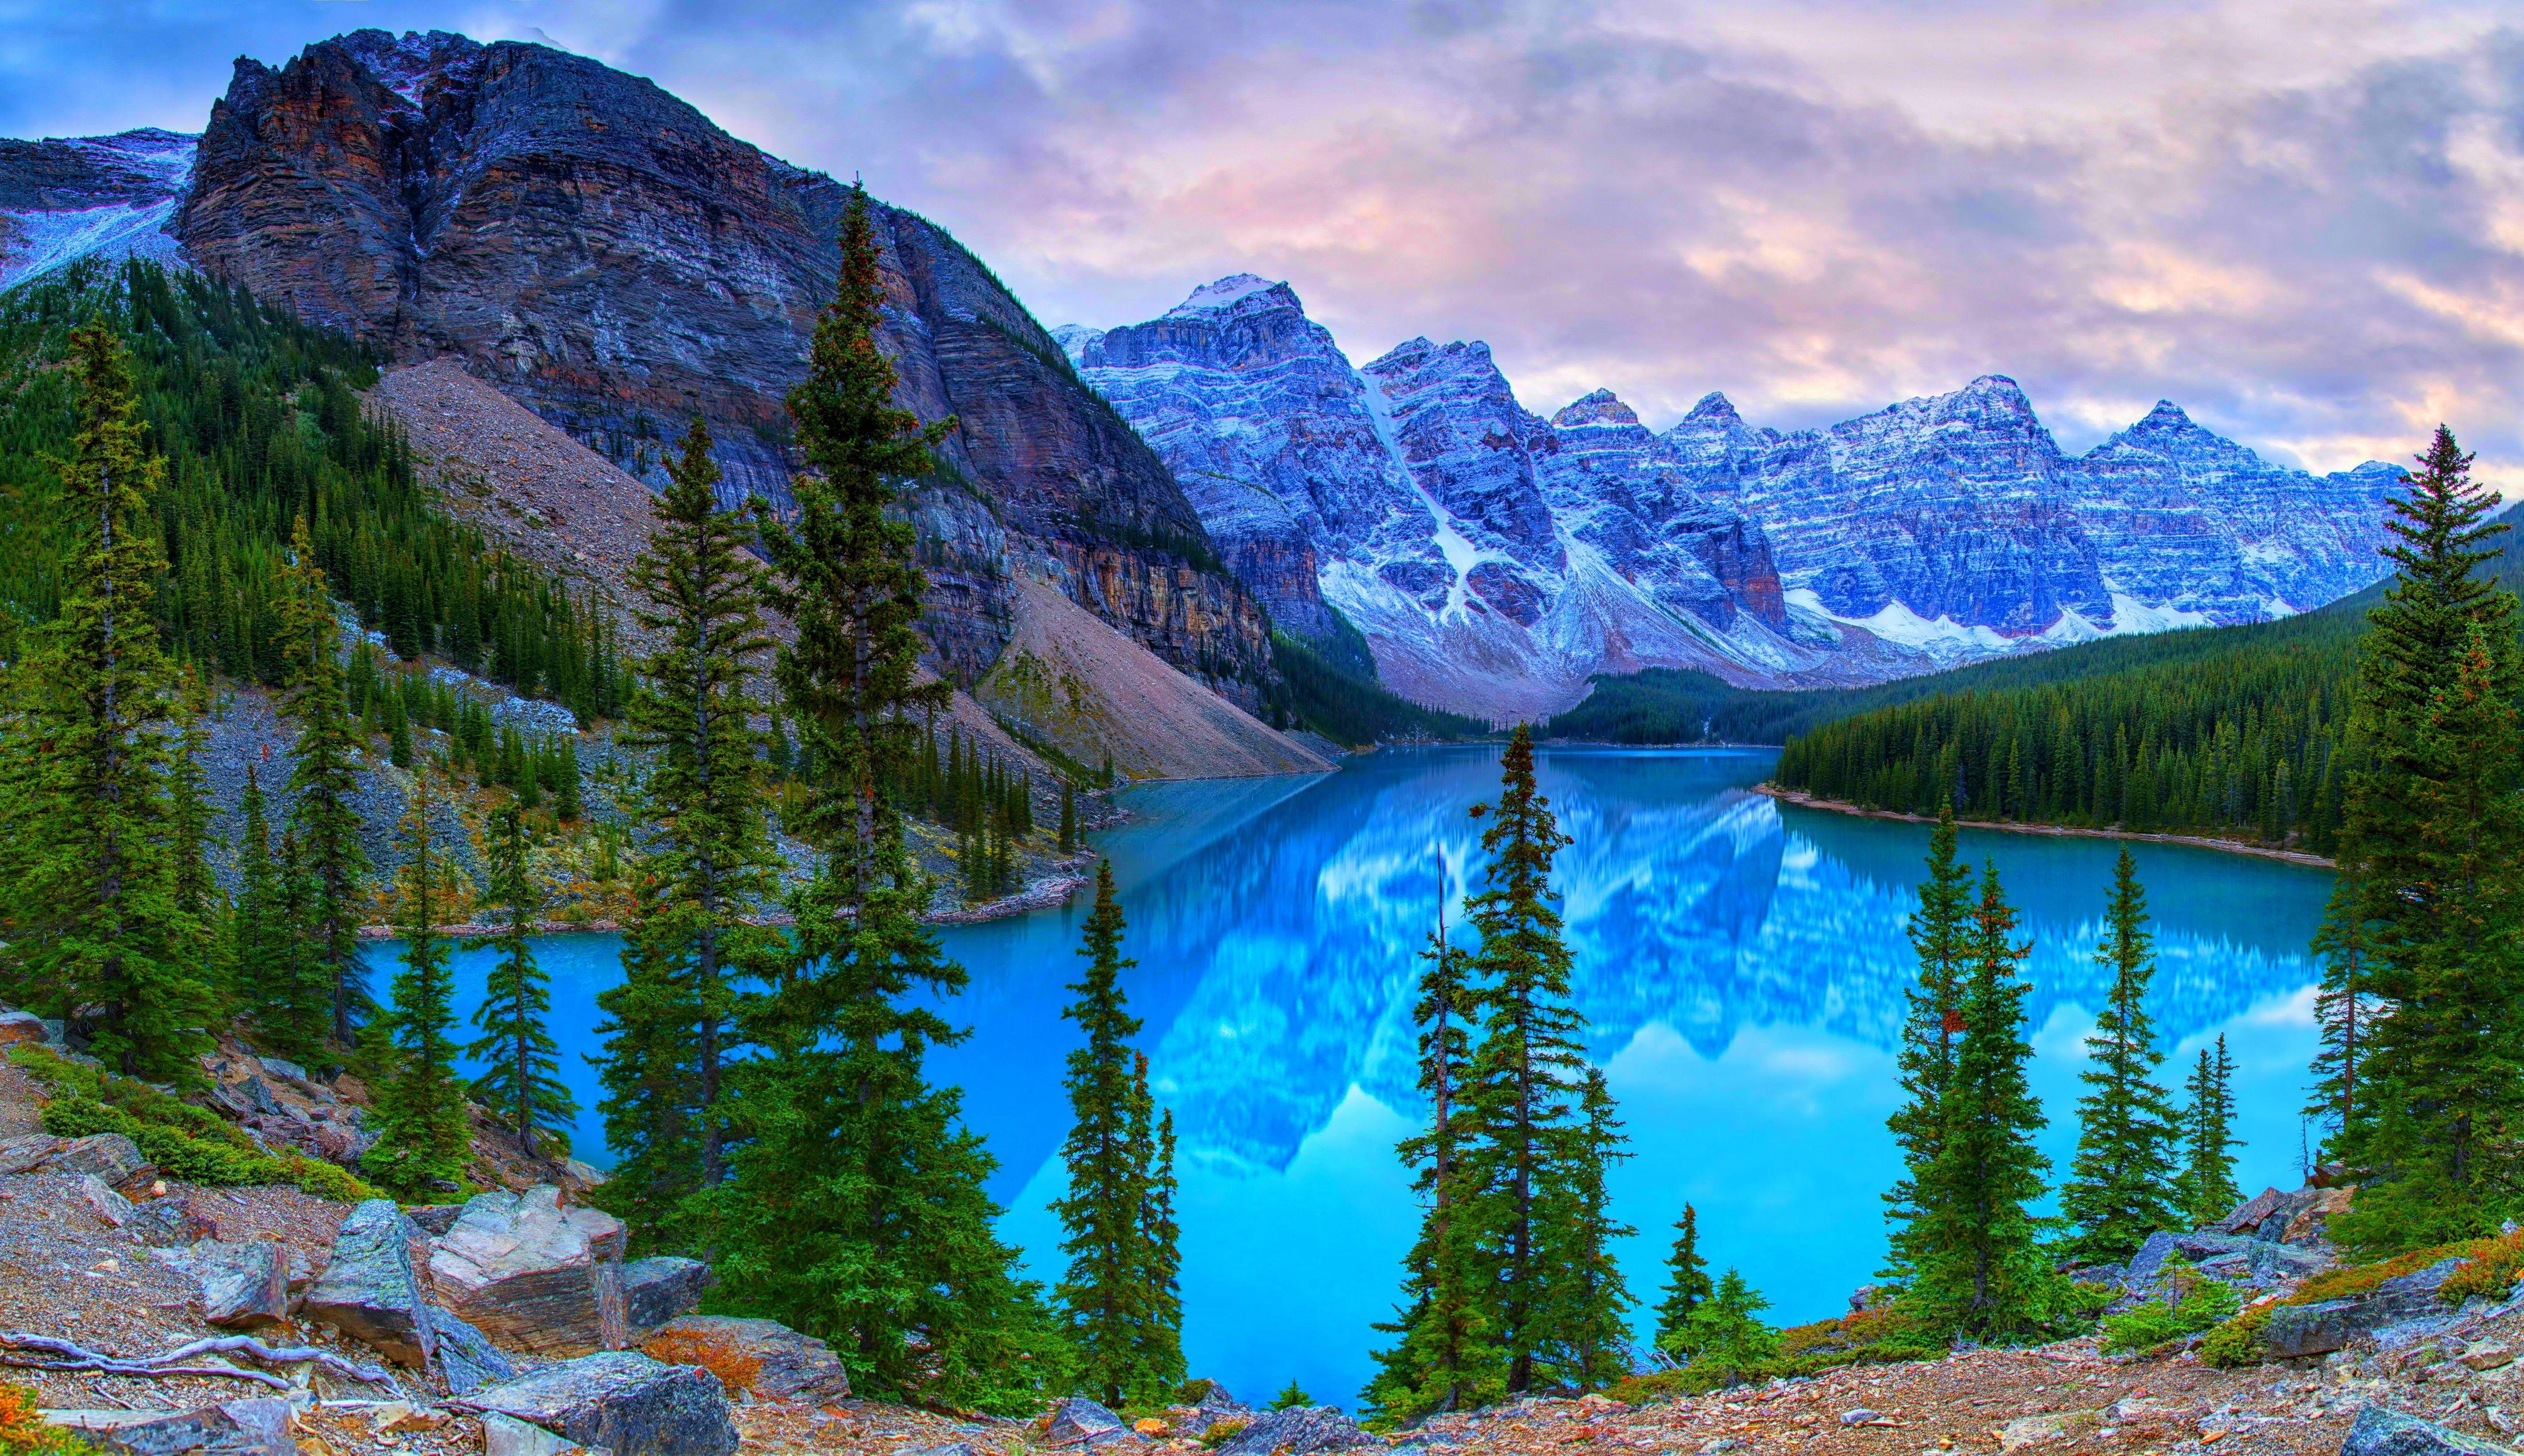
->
<box><xmin>424</xmin><ymin>745</ymin><xmax>2330</xmax><ymax>1408</ymax></box>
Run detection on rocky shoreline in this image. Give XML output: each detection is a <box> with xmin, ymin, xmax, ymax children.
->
<box><xmin>1754</xmin><ymin>786</ymin><xmax>2338</xmax><ymax>868</ymax></box>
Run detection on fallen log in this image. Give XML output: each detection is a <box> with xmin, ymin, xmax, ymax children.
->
<box><xmin>0</xmin><ymin>1330</ymin><xmax>395</xmax><ymax>1390</ymax></box>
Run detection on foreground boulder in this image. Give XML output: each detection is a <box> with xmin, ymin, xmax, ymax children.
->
<box><xmin>1044</xmin><ymin>1397</ymin><xmax>1134</xmax><ymax>1446</ymax></box>
<box><xmin>1214</xmin><ymin>1407</ymin><xmax>1378</xmax><ymax>1456</ymax></box>
<box><xmin>427</xmin><ymin>1304</ymin><xmax>522</xmax><ymax>1396</ymax></box>
<box><xmin>0</xmin><ymin>1134</ymin><xmax>59</xmax><ymax>1174</ymax></box>
<box><xmin>2264</xmin><ymin>1259</ymin><xmax>2466</xmax><ymax>1359</ymax></box>
<box><xmin>163</xmin><ymin>1240</ymin><xmax>289</xmax><ymax>1329</ymax></box>
<box><xmin>641</xmin><ymin>1314</ymin><xmax>851</xmax><ymax>1403</ymax></box>
<box><xmin>430</xmin><ymin>1186</ymin><xmax>629</xmax><ymax>1355</ymax></box>
<box><xmin>2340</xmin><ymin>1405</ymin><xmax>2510</xmax><ymax>1456</ymax></box>
<box><xmin>50</xmin><ymin>1397</ymin><xmax>294</xmax><ymax>1456</ymax></box>
<box><xmin>463</xmin><ymin>1350</ymin><xmax>738</xmax><ymax>1456</ymax></box>
<box><xmin>302</xmin><ymin>1198</ymin><xmax>435</xmax><ymax>1367</ymax></box>
<box><xmin>622</xmin><ymin>1255</ymin><xmax>710</xmax><ymax>1333</ymax></box>
<box><xmin>1179</xmin><ymin>1383</ymin><xmax>1252</xmax><ymax>1436</ymax></box>
<box><xmin>49</xmin><ymin>1132</ymin><xmax>158</xmax><ymax>1195</ymax></box>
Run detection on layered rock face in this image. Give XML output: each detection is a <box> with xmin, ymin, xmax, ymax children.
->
<box><xmin>164</xmin><ymin>29</ymin><xmax>1272</xmax><ymax>704</ymax></box>
<box><xmin>1070</xmin><ymin>278</ymin><xmax>1810</xmax><ymax>718</ymax></box>
<box><xmin>0</xmin><ymin>128</ymin><xmax>191</xmax><ymax>289</ymax></box>
<box><xmin>1670</xmin><ymin>376</ymin><xmax>2401</xmax><ymax>646</ymax></box>
<box><xmin>1072</xmin><ymin>277</ymin><xmax>2400</xmax><ymax>713</ymax></box>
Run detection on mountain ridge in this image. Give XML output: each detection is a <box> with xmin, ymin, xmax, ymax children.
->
<box><xmin>1063</xmin><ymin>275</ymin><xmax>2404</xmax><ymax>717</ymax></box>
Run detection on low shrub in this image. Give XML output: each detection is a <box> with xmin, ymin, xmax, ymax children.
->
<box><xmin>2200</xmin><ymin>1305</ymin><xmax>2273</xmax><ymax>1369</ymax></box>
<box><xmin>1604</xmin><ymin>1369</ymin><xmax>1698</xmax><ymax>1405</ymax></box>
<box><xmin>0</xmin><ymin>1377</ymin><xmax>100</xmax><ymax>1454</ymax></box>
<box><xmin>2100</xmin><ymin>1257</ymin><xmax>2240</xmax><ymax>1355</ymax></box>
<box><xmin>2440</xmin><ymin>1230</ymin><xmax>2524</xmax><ymax>1305</ymax></box>
<box><xmin>1198</xmin><ymin>1418</ymin><xmax>1249</xmax><ymax>1449</ymax></box>
<box><xmin>2289</xmin><ymin>1241</ymin><xmax>2471</xmax><ymax>1305</ymax></box>
<box><xmin>15</xmin><ymin>1045</ymin><xmax>376</xmax><ymax>1204</ymax></box>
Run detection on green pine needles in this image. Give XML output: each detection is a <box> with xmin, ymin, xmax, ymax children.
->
<box><xmin>1884</xmin><ymin>839</ymin><xmax>2073</xmax><ymax>1342</ymax></box>
<box><xmin>363</xmin><ymin>771</ymin><xmax>470</xmax><ymax>1193</ymax></box>
<box><xmin>468</xmin><ymin>805</ymin><xmax>576</xmax><ymax>1160</ymax></box>
<box><xmin>2056</xmin><ymin>850</ymin><xmax>2183</xmax><ymax>1264</ymax></box>
<box><xmin>1653</xmin><ymin>1202</ymin><xmax>1714</xmax><ymax>1355</ymax></box>
<box><xmin>1368</xmin><ymin>726</ymin><xmax>1630</xmax><ymax>1414</ymax></box>
<box><xmin>2176</xmin><ymin>1038</ymin><xmax>2241</xmax><ymax>1229</ymax></box>
<box><xmin>707</xmin><ymin>184</ymin><xmax>1063</xmax><ymax>1413</ymax></box>
<box><xmin>1</xmin><ymin>322</ymin><xmax>215</xmax><ymax>1080</ymax></box>
<box><xmin>1050</xmin><ymin>861</ymin><xmax>1184</xmax><ymax>1406</ymax></box>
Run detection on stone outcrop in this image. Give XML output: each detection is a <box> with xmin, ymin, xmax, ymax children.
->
<box><xmin>1043</xmin><ymin>1397</ymin><xmax>1136</xmax><ymax>1447</ymax></box>
<box><xmin>170</xmin><ymin>29</ymin><xmax>1277</xmax><ymax>711</ymax></box>
<box><xmin>425</xmin><ymin>1304</ymin><xmax>522</xmax><ymax>1396</ymax></box>
<box><xmin>159</xmin><ymin>1240</ymin><xmax>290</xmax><ymax>1329</ymax></box>
<box><xmin>301</xmin><ymin>1198</ymin><xmax>435</xmax><ymax>1367</ymax></box>
<box><xmin>1211</xmin><ymin>1406</ymin><xmax>1378</xmax><ymax>1456</ymax></box>
<box><xmin>464</xmin><ymin>1350</ymin><xmax>739</xmax><ymax>1456</ymax></box>
<box><xmin>2262</xmin><ymin>1258</ymin><xmax>2467</xmax><ymax>1359</ymax></box>
<box><xmin>2339</xmin><ymin>1405</ymin><xmax>2512</xmax><ymax>1456</ymax></box>
<box><xmin>54</xmin><ymin>1397</ymin><xmax>295</xmax><ymax>1456</ymax></box>
<box><xmin>48</xmin><ymin>1133</ymin><xmax>158</xmax><ymax>1195</ymax></box>
<box><xmin>639</xmin><ymin>1314</ymin><xmax>850</xmax><ymax>1404</ymax></box>
<box><xmin>428</xmin><ymin>1185</ymin><xmax>629</xmax><ymax>1356</ymax></box>
<box><xmin>620</xmin><ymin>1256</ymin><xmax>709</xmax><ymax>1334</ymax></box>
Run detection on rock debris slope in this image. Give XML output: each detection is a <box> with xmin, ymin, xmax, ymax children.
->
<box><xmin>168</xmin><ymin>29</ymin><xmax>1277</xmax><ymax>715</ymax></box>
<box><xmin>1068</xmin><ymin>277</ymin><xmax>2404</xmax><ymax>718</ymax></box>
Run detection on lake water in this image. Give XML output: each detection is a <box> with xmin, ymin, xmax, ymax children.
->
<box><xmin>422</xmin><ymin>745</ymin><xmax>2331</xmax><ymax>1409</ymax></box>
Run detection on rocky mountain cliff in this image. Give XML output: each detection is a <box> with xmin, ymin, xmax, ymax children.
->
<box><xmin>1066</xmin><ymin>277</ymin><xmax>2402</xmax><ymax>716</ymax></box>
<box><xmin>2</xmin><ymin>30</ymin><xmax>1275</xmax><ymax>711</ymax></box>
<box><xmin>1065</xmin><ymin>277</ymin><xmax>1834</xmax><ymax>719</ymax></box>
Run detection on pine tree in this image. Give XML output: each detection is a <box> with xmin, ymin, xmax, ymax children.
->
<box><xmin>1900</xmin><ymin>864</ymin><xmax>2065</xmax><ymax>1342</ymax></box>
<box><xmin>1455</xmin><ymin>725</ymin><xmax>1626</xmax><ymax>1394</ymax></box>
<box><xmin>1653</xmin><ymin>1204</ymin><xmax>1714</xmax><ymax>1354</ymax></box>
<box><xmin>1883</xmin><ymin>806</ymin><xmax>1974</xmax><ymax>1282</ymax></box>
<box><xmin>614</xmin><ymin>414</ymin><xmax>780</xmax><ymax>1204</ymax></box>
<box><xmin>1671</xmin><ymin>1269</ymin><xmax>1779</xmax><ymax>1385</ymax></box>
<box><xmin>2176</xmin><ymin>1038</ymin><xmax>2243</xmax><ymax>1228</ymax></box>
<box><xmin>1126</xmin><ymin>1049</ymin><xmax>1185</xmax><ymax>1395</ymax></box>
<box><xmin>713</xmin><ymin>184</ymin><xmax>1063</xmax><ymax>1412</ymax></box>
<box><xmin>467</xmin><ymin>804</ymin><xmax>575</xmax><ymax>1160</ymax></box>
<box><xmin>2305</xmin><ymin>871</ymin><xmax>2373</xmax><ymax>1153</ymax></box>
<box><xmin>1367</xmin><ymin>900</ymin><xmax>1505</xmax><ymax>1422</ymax></box>
<box><xmin>1051</xmin><ymin>860</ymin><xmax>1169</xmax><ymax>1405</ymax></box>
<box><xmin>277</xmin><ymin>515</ymin><xmax>371</xmax><ymax>1052</ymax></box>
<box><xmin>364</xmin><ymin>772</ymin><xmax>470</xmax><ymax>1193</ymax></box>
<box><xmin>168</xmin><ymin>677</ymin><xmax>221</xmax><ymax>934</ymax></box>
<box><xmin>3</xmin><ymin>322</ymin><xmax>212</xmax><ymax>1079</ymax></box>
<box><xmin>594</xmin><ymin>861</ymin><xmax>704</xmax><ymax>1250</ymax></box>
<box><xmin>1059</xmin><ymin>779</ymin><xmax>1078</xmax><ymax>854</ymax></box>
<box><xmin>2326</xmin><ymin>428</ymin><xmax>2524</xmax><ymax>1253</ymax></box>
<box><xmin>1549</xmin><ymin>1067</ymin><xmax>1634</xmax><ymax>1390</ymax></box>
<box><xmin>2057</xmin><ymin>849</ymin><xmax>2182</xmax><ymax>1264</ymax></box>
<box><xmin>230</xmin><ymin>764</ymin><xmax>321</xmax><ymax>1058</ymax></box>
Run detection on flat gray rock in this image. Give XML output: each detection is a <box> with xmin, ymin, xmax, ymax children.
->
<box><xmin>61</xmin><ymin>1397</ymin><xmax>295</xmax><ymax>1455</ymax></box>
<box><xmin>49</xmin><ymin>1132</ymin><xmax>155</xmax><ymax>1192</ymax></box>
<box><xmin>1213</xmin><ymin>1407</ymin><xmax>1379</xmax><ymax>1456</ymax></box>
<box><xmin>1045</xmin><ymin>1397</ymin><xmax>1128</xmax><ymax>1445</ymax></box>
<box><xmin>465</xmin><ymin>1350</ymin><xmax>736</xmax><ymax>1456</ymax></box>
<box><xmin>428</xmin><ymin>1302</ymin><xmax>521</xmax><ymax>1395</ymax></box>
<box><xmin>183</xmin><ymin>1240</ymin><xmax>290</xmax><ymax>1329</ymax></box>
<box><xmin>302</xmin><ymin>1198</ymin><xmax>435</xmax><ymax>1367</ymax></box>
<box><xmin>430</xmin><ymin>1186</ymin><xmax>629</xmax><ymax>1356</ymax></box>
<box><xmin>622</xmin><ymin>1256</ymin><xmax>709</xmax><ymax>1333</ymax></box>
<box><xmin>2340</xmin><ymin>1405</ymin><xmax>2510</xmax><ymax>1456</ymax></box>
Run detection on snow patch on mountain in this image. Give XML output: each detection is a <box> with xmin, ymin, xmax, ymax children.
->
<box><xmin>0</xmin><ymin>128</ymin><xmax>195</xmax><ymax>291</ymax></box>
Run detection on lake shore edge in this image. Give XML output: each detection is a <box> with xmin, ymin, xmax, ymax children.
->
<box><xmin>1754</xmin><ymin>784</ymin><xmax>2338</xmax><ymax>868</ymax></box>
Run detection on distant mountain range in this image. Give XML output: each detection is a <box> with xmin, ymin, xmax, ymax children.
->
<box><xmin>1060</xmin><ymin>276</ymin><xmax>2404</xmax><ymax>717</ymax></box>
<box><xmin>0</xmin><ymin>31</ymin><xmax>2404</xmax><ymax>727</ymax></box>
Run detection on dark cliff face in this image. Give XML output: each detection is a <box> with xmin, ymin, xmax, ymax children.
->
<box><xmin>173</xmin><ymin>29</ymin><xmax>1273</xmax><ymax>704</ymax></box>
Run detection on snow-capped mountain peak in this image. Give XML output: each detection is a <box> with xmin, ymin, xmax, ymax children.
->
<box><xmin>1164</xmin><ymin>272</ymin><xmax>1295</xmax><ymax>319</ymax></box>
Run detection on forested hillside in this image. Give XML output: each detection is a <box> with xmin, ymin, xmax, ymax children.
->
<box><xmin>0</xmin><ymin>257</ymin><xmax>625</xmax><ymax>718</ymax></box>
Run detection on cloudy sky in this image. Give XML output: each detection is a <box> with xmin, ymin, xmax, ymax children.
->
<box><xmin>8</xmin><ymin>1</ymin><xmax>2523</xmax><ymax>485</ymax></box>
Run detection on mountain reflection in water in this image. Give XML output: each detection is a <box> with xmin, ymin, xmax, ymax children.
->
<box><xmin>439</xmin><ymin>745</ymin><xmax>2330</xmax><ymax>1411</ymax></box>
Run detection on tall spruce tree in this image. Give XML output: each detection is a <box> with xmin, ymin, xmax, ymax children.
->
<box><xmin>2176</xmin><ymin>1038</ymin><xmax>2242</xmax><ymax>1228</ymax></box>
<box><xmin>713</xmin><ymin>184</ymin><xmax>1063</xmax><ymax>1412</ymax></box>
<box><xmin>1126</xmin><ymin>1048</ymin><xmax>1185</xmax><ymax>1394</ymax></box>
<box><xmin>2057</xmin><ymin>849</ymin><xmax>2182</xmax><ymax>1263</ymax></box>
<box><xmin>616</xmin><ymin>415</ymin><xmax>780</xmax><ymax>1202</ymax></box>
<box><xmin>1900</xmin><ymin>864</ymin><xmax>2064</xmax><ymax>1342</ymax></box>
<box><xmin>468</xmin><ymin>804</ymin><xmax>575</xmax><ymax>1160</ymax></box>
<box><xmin>1549</xmin><ymin>1067</ymin><xmax>1634</xmax><ymax>1390</ymax></box>
<box><xmin>2306</xmin><ymin>871</ymin><xmax>2373</xmax><ymax>1155</ymax></box>
<box><xmin>5</xmin><ymin>322</ymin><xmax>212</xmax><ymax>1079</ymax></box>
<box><xmin>1883</xmin><ymin>806</ymin><xmax>1974</xmax><ymax>1282</ymax></box>
<box><xmin>1051</xmin><ymin>860</ymin><xmax>1175</xmax><ymax>1405</ymax></box>
<box><xmin>364</xmin><ymin>773</ymin><xmax>470</xmax><ymax>1193</ymax></box>
<box><xmin>1653</xmin><ymin>1203</ymin><xmax>1715</xmax><ymax>1354</ymax></box>
<box><xmin>1456</xmin><ymin>725</ymin><xmax>1626</xmax><ymax>1394</ymax></box>
<box><xmin>2326</xmin><ymin>427</ymin><xmax>2524</xmax><ymax>1252</ymax></box>
<box><xmin>594</xmin><ymin>860</ymin><xmax>704</xmax><ymax>1251</ymax></box>
<box><xmin>1367</xmin><ymin>899</ymin><xmax>1505</xmax><ymax>1422</ymax></box>
<box><xmin>277</xmin><ymin>515</ymin><xmax>371</xmax><ymax>1052</ymax></box>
